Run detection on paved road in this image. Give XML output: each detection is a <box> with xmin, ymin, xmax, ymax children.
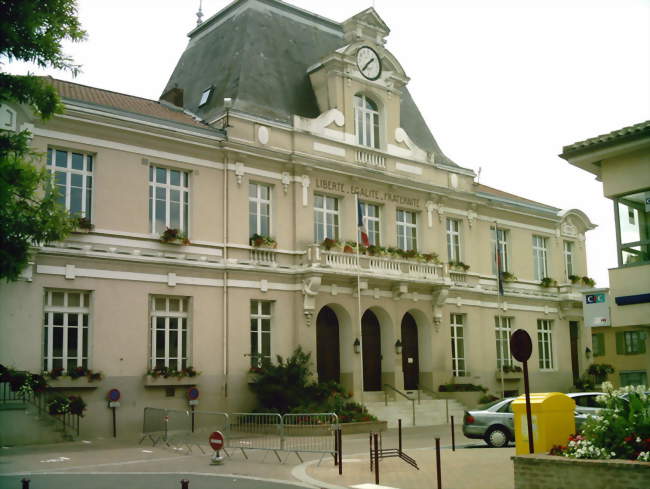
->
<box><xmin>0</xmin><ymin>473</ymin><xmax>314</xmax><ymax>489</ymax></box>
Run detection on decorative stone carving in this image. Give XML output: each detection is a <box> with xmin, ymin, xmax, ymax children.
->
<box><xmin>302</xmin><ymin>276</ymin><xmax>321</xmax><ymax>326</ymax></box>
<box><xmin>301</xmin><ymin>175</ymin><xmax>310</xmax><ymax>207</ymax></box>
<box><xmin>431</xmin><ymin>288</ymin><xmax>449</xmax><ymax>330</ymax></box>
<box><xmin>425</xmin><ymin>201</ymin><xmax>435</xmax><ymax>228</ymax></box>
<box><xmin>394</xmin><ymin>127</ymin><xmax>427</xmax><ymax>161</ymax></box>
<box><xmin>257</xmin><ymin>125</ymin><xmax>269</xmax><ymax>145</ymax></box>
<box><xmin>235</xmin><ymin>162</ymin><xmax>245</xmax><ymax>185</ymax></box>
<box><xmin>293</xmin><ymin>109</ymin><xmax>344</xmax><ymax>138</ymax></box>
<box><xmin>392</xmin><ymin>282</ymin><xmax>408</xmax><ymax>300</ymax></box>
<box><xmin>561</xmin><ymin>220</ymin><xmax>578</xmax><ymax>238</ymax></box>
<box><xmin>467</xmin><ymin>207</ymin><xmax>477</xmax><ymax>228</ymax></box>
<box><xmin>281</xmin><ymin>172</ymin><xmax>291</xmax><ymax>194</ymax></box>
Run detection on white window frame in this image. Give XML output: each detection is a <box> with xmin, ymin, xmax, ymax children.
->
<box><xmin>149</xmin><ymin>166</ymin><xmax>190</xmax><ymax>235</ymax></box>
<box><xmin>354</xmin><ymin>94</ymin><xmax>380</xmax><ymax>149</ymax></box>
<box><xmin>249</xmin><ymin>182</ymin><xmax>271</xmax><ymax>238</ymax></box>
<box><xmin>532</xmin><ymin>235</ymin><xmax>549</xmax><ymax>280</ymax></box>
<box><xmin>43</xmin><ymin>290</ymin><xmax>90</xmax><ymax>372</ymax></box>
<box><xmin>537</xmin><ymin>319</ymin><xmax>554</xmax><ymax>370</ymax></box>
<box><xmin>47</xmin><ymin>148</ymin><xmax>93</xmax><ymax>220</ymax></box>
<box><xmin>150</xmin><ymin>296</ymin><xmax>189</xmax><ymax>370</ymax></box>
<box><xmin>450</xmin><ymin>313</ymin><xmax>466</xmax><ymax>377</ymax></box>
<box><xmin>564</xmin><ymin>241</ymin><xmax>574</xmax><ymax>279</ymax></box>
<box><xmin>491</xmin><ymin>227</ymin><xmax>510</xmax><ymax>273</ymax></box>
<box><xmin>446</xmin><ymin>218</ymin><xmax>461</xmax><ymax>262</ymax></box>
<box><xmin>495</xmin><ymin>316</ymin><xmax>513</xmax><ymax>369</ymax></box>
<box><xmin>314</xmin><ymin>194</ymin><xmax>339</xmax><ymax>242</ymax></box>
<box><xmin>396</xmin><ymin>209</ymin><xmax>417</xmax><ymax>250</ymax></box>
<box><xmin>360</xmin><ymin>201</ymin><xmax>381</xmax><ymax>245</ymax></box>
<box><xmin>250</xmin><ymin>300</ymin><xmax>272</xmax><ymax>368</ymax></box>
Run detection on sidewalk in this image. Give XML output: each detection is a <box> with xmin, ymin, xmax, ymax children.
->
<box><xmin>0</xmin><ymin>425</ymin><xmax>514</xmax><ymax>489</ymax></box>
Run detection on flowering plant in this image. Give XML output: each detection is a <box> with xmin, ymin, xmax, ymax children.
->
<box><xmin>250</xmin><ymin>233</ymin><xmax>277</xmax><ymax>248</ymax></box>
<box><xmin>160</xmin><ymin>227</ymin><xmax>190</xmax><ymax>245</ymax></box>
<box><xmin>147</xmin><ymin>365</ymin><xmax>199</xmax><ymax>379</ymax></box>
<box><xmin>550</xmin><ymin>382</ymin><xmax>649</xmax><ymax>461</ymax></box>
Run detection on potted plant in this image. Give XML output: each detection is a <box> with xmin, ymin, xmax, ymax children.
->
<box><xmin>449</xmin><ymin>260</ymin><xmax>470</xmax><ymax>271</ymax></box>
<box><xmin>587</xmin><ymin>363</ymin><xmax>615</xmax><ymax>384</ymax></box>
<box><xmin>75</xmin><ymin>216</ymin><xmax>94</xmax><ymax>232</ymax></box>
<box><xmin>421</xmin><ymin>252</ymin><xmax>441</xmax><ymax>263</ymax></box>
<box><xmin>68</xmin><ymin>395</ymin><xmax>87</xmax><ymax>416</ymax></box>
<box><xmin>343</xmin><ymin>241</ymin><xmax>357</xmax><ymax>253</ymax></box>
<box><xmin>539</xmin><ymin>277</ymin><xmax>558</xmax><ymax>288</ymax></box>
<box><xmin>160</xmin><ymin>227</ymin><xmax>190</xmax><ymax>245</ymax></box>
<box><xmin>366</xmin><ymin>245</ymin><xmax>385</xmax><ymax>256</ymax></box>
<box><xmin>250</xmin><ymin>233</ymin><xmax>277</xmax><ymax>248</ymax></box>
<box><xmin>502</xmin><ymin>271</ymin><xmax>517</xmax><ymax>282</ymax></box>
<box><xmin>581</xmin><ymin>276</ymin><xmax>596</xmax><ymax>287</ymax></box>
<box><xmin>568</xmin><ymin>274</ymin><xmax>581</xmax><ymax>285</ymax></box>
<box><xmin>320</xmin><ymin>238</ymin><xmax>341</xmax><ymax>251</ymax></box>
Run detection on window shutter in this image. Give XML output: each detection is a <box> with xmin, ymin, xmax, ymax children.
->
<box><xmin>615</xmin><ymin>332</ymin><xmax>625</xmax><ymax>355</ymax></box>
<box><xmin>639</xmin><ymin>333</ymin><xmax>646</xmax><ymax>354</ymax></box>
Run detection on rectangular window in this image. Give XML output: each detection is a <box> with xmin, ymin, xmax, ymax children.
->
<box><xmin>149</xmin><ymin>166</ymin><xmax>190</xmax><ymax>235</ymax></box>
<box><xmin>616</xmin><ymin>331</ymin><xmax>647</xmax><ymax>355</ymax></box>
<box><xmin>620</xmin><ymin>370</ymin><xmax>648</xmax><ymax>387</ymax></box>
<box><xmin>314</xmin><ymin>194</ymin><xmax>339</xmax><ymax>242</ymax></box>
<box><xmin>46</xmin><ymin>148</ymin><xmax>93</xmax><ymax>220</ymax></box>
<box><xmin>564</xmin><ymin>241</ymin><xmax>574</xmax><ymax>279</ymax></box>
<box><xmin>532</xmin><ymin>235</ymin><xmax>549</xmax><ymax>280</ymax></box>
<box><xmin>150</xmin><ymin>296</ymin><xmax>189</xmax><ymax>370</ymax></box>
<box><xmin>450</xmin><ymin>314</ymin><xmax>466</xmax><ymax>376</ymax></box>
<box><xmin>592</xmin><ymin>333</ymin><xmax>605</xmax><ymax>357</ymax></box>
<box><xmin>359</xmin><ymin>202</ymin><xmax>381</xmax><ymax>245</ymax></box>
<box><xmin>249</xmin><ymin>183</ymin><xmax>271</xmax><ymax>238</ymax></box>
<box><xmin>396</xmin><ymin>209</ymin><xmax>417</xmax><ymax>250</ymax></box>
<box><xmin>495</xmin><ymin>316</ymin><xmax>513</xmax><ymax>368</ymax></box>
<box><xmin>43</xmin><ymin>290</ymin><xmax>90</xmax><ymax>372</ymax></box>
<box><xmin>250</xmin><ymin>300</ymin><xmax>272</xmax><ymax>368</ymax></box>
<box><xmin>491</xmin><ymin>227</ymin><xmax>510</xmax><ymax>273</ymax></box>
<box><xmin>614</xmin><ymin>189</ymin><xmax>650</xmax><ymax>266</ymax></box>
<box><xmin>537</xmin><ymin>319</ymin><xmax>554</xmax><ymax>370</ymax></box>
<box><xmin>446</xmin><ymin>218</ymin><xmax>461</xmax><ymax>262</ymax></box>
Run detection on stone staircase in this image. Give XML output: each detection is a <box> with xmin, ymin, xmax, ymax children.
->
<box><xmin>364</xmin><ymin>394</ymin><xmax>467</xmax><ymax>428</ymax></box>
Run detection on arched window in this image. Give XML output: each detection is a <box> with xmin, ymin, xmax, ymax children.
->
<box><xmin>354</xmin><ymin>94</ymin><xmax>379</xmax><ymax>149</ymax></box>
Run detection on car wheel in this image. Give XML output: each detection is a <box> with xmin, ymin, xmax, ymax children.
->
<box><xmin>485</xmin><ymin>427</ymin><xmax>509</xmax><ymax>448</ymax></box>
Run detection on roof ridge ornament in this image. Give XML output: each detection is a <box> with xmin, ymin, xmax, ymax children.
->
<box><xmin>196</xmin><ymin>0</ymin><xmax>204</xmax><ymax>26</ymax></box>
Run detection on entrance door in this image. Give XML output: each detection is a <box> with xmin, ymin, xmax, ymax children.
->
<box><xmin>362</xmin><ymin>310</ymin><xmax>382</xmax><ymax>391</ymax></box>
<box><xmin>569</xmin><ymin>321</ymin><xmax>580</xmax><ymax>384</ymax></box>
<box><xmin>316</xmin><ymin>306</ymin><xmax>340</xmax><ymax>383</ymax></box>
<box><xmin>401</xmin><ymin>313</ymin><xmax>420</xmax><ymax>390</ymax></box>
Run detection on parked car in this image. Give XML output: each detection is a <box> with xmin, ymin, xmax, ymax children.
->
<box><xmin>462</xmin><ymin>395</ymin><xmax>600</xmax><ymax>448</ymax></box>
<box><xmin>566</xmin><ymin>392</ymin><xmax>606</xmax><ymax>415</ymax></box>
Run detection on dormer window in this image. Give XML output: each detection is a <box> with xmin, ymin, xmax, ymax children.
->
<box><xmin>199</xmin><ymin>87</ymin><xmax>213</xmax><ymax>107</ymax></box>
<box><xmin>355</xmin><ymin>94</ymin><xmax>379</xmax><ymax>149</ymax></box>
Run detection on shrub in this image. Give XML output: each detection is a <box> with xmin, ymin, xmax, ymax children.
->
<box><xmin>439</xmin><ymin>383</ymin><xmax>487</xmax><ymax>393</ymax></box>
<box><xmin>551</xmin><ymin>383</ymin><xmax>650</xmax><ymax>461</ymax></box>
<box><xmin>479</xmin><ymin>394</ymin><xmax>499</xmax><ymax>404</ymax></box>
<box><xmin>539</xmin><ymin>277</ymin><xmax>558</xmax><ymax>288</ymax></box>
<box><xmin>587</xmin><ymin>363</ymin><xmax>615</xmax><ymax>383</ymax></box>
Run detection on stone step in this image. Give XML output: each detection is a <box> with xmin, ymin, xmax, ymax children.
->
<box><xmin>363</xmin><ymin>399</ymin><xmax>467</xmax><ymax>428</ymax></box>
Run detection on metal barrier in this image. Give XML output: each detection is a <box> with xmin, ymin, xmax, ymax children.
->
<box><xmin>226</xmin><ymin>413</ymin><xmax>283</xmax><ymax>461</ymax></box>
<box><xmin>282</xmin><ymin>413</ymin><xmax>338</xmax><ymax>463</ymax></box>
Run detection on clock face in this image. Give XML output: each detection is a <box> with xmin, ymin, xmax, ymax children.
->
<box><xmin>356</xmin><ymin>46</ymin><xmax>381</xmax><ymax>81</ymax></box>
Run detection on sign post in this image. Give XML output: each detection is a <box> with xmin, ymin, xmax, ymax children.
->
<box><xmin>187</xmin><ymin>387</ymin><xmax>199</xmax><ymax>433</ymax></box>
<box><xmin>107</xmin><ymin>389</ymin><xmax>121</xmax><ymax>438</ymax></box>
<box><xmin>510</xmin><ymin>329</ymin><xmax>534</xmax><ymax>454</ymax></box>
<box><xmin>208</xmin><ymin>431</ymin><xmax>224</xmax><ymax>465</ymax></box>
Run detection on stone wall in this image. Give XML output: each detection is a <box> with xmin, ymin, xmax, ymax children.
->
<box><xmin>513</xmin><ymin>454</ymin><xmax>650</xmax><ymax>489</ymax></box>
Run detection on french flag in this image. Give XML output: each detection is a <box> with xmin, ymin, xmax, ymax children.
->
<box><xmin>357</xmin><ymin>199</ymin><xmax>370</xmax><ymax>247</ymax></box>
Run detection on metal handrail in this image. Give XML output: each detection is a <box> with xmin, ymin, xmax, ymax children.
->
<box><xmin>382</xmin><ymin>384</ymin><xmax>415</xmax><ymax>426</ymax></box>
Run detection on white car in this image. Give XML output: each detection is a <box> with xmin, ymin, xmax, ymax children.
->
<box><xmin>566</xmin><ymin>392</ymin><xmax>605</xmax><ymax>415</ymax></box>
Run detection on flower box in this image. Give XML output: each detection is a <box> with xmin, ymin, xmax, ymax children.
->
<box><xmin>46</xmin><ymin>377</ymin><xmax>100</xmax><ymax>389</ymax></box>
<box><xmin>495</xmin><ymin>370</ymin><xmax>523</xmax><ymax>381</ymax></box>
<box><xmin>144</xmin><ymin>376</ymin><xmax>198</xmax><ymax>387</ymax></box>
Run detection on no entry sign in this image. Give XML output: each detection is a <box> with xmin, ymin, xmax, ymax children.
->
<box><xmin>209</xmin><ymin>431</ymin><xmax>224</xmax><ymax>451</ymax></box>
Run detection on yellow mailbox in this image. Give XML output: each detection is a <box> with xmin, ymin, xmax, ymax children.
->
<box><xmin>511</xmin><ymin>392</ymin><xmax>575</xmax><ymax>455</ymax></box>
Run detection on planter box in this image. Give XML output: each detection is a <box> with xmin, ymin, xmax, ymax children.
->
<box><xmin>143</xmin><ymin>376</ymin><xmax>198</xmax><ymax>387</ymax></box>
<box><xmin>495</xmin><ymin>370</ymin><xmax>523</xmax><ymax>381</ymax></box>
<box><xmin>340</xmin><ymin>420</ymin><xmax>387</xmax><ymax>435</ymax></box>
<box><xmin>436</xmin><ymin>391</ymin><xmax>484</xmax><ymax>409</ymax></box>
<box><xmin>513</xmin><ymin>454</ymin><xmax>650</xmax><ymax>489</ymax></box>
<box><xmin>46</xmin><ymin>377</ymin><xmax>100</xmax><ymax>389</ymax></box>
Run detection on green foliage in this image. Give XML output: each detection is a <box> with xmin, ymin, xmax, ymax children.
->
<box><xmin>448</xmin><ymin>260</ymin><xmax>470</xmax><ymax>271</ymax></box>
<box><xmin>0</xmin><ymin>0</ymin><xmax>86</xmax><ymax>281</ymax></box>
<box><xmin>573</xmin><ymin>373</ymin><xmax>596</xmax><ymax>392</ymax></box>
<box><xmin>501</xmin><ymin>271</ymin><xmax>517</xmax><ymax>282</ymax></box>
<box><xmin>479</xmin><ymin>394</ymin><xmax>499</xmax><ymax>405</ymax></box>
<box><xmin>552</xmin><ymin>383</ymin><xmax>650</xmax><ymax>461</ymax></box>
<box><xmin>438</xmin><ymin>383</ymin><xmax>487</xmax><ymax>393</ymax></box>
<box><xmin>250</xmin><ymin>233</ymin><xmax>277</xmax><ymax>248</ymax></box>
<box><xmin>587</xmin><ymin>363</ymin><xmax>615</xmax><ymax>380</ymax></box>
<box><xmin>249</xmin><ymin>348</ymin><xmax>376</xmax><ymax>422</ymax></box>
<box><xmin>539</xmin><ymin>277</ymin><xmax>558</xmax><ymax>288</ymax></box>
<box><xmin>581</xmin><ymin>276</ymin><xmax>596</xmax><ymax>287</ymax></box>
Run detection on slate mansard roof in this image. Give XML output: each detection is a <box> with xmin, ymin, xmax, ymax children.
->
<box><xmin>162</xmin><ymin>0</ymin><xmax>459</xmax><ymax>167</ymax></box>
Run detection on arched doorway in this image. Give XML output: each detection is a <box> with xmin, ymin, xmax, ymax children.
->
<box><xmin>362</xmin><ymin>310</ymin><xmax>382</xmax><ymax>391</ymax></box>
<box><xmin>316</xmin><ymin>306</ymin><xmax>340</xmax><ymax>383</ymax></box>
<box><xmin>401</xmin><ymin>313</ymin><xmax>420</xmax><ymax>390</ymax></box>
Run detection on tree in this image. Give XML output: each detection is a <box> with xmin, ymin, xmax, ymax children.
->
<box><xmin>0</xmin><ymin>0</ymin><xmax>86</xmax><ymax>281</ymax></box>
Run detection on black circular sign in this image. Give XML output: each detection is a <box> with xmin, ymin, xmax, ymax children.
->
<box><xmin>510</xmin><ymin>329</ymin><xmax>532</xmax><ymax>362</ymax></box>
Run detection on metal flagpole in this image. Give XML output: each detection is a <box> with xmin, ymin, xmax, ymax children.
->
<box><xmin>495</xmin><ymin>222</ymin><xmax>506</xmax><ymax>399</ymax></box>
<box><xmin>356</xmin><ymin>194</ymin><xmax>364</xmax><ymax>405</ymax></box>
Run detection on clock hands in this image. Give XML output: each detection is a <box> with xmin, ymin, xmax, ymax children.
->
<box><xmin>362</xmin><ymin>58</ymin><xmax>375</xmax><ymax>72</ymax></box>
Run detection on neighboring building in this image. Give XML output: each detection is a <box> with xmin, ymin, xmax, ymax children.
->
<box><xmin>561</xmin><ymin>120</ymin><xmax>650</xmax><ymax>388</ymax></box>
<box><xmin>1</xmin><ymin>0</ymin><xmax>597</xmax><ymax>438</ymax></box>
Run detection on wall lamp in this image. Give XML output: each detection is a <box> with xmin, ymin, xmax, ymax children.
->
<box><xmin>395</xmin><ymin>339</ymin><xmax>402</xmax><ymax>355</ymax></box>
<box><xmin>585</xmin><ymin>346</ymin><xmax>592</xmax><ymax>359</ymax></box>
<box><xmin>222</xmin><ymin>97</ymin><xmax>233</xmax><ymax>131</ymax></box>
<box><xmin>353</xmin><ymin>338</ymin><xmax>361</xmax><ymax>354</ymax></box>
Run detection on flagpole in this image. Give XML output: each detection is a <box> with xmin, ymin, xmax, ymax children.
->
<box><xmin>495</xmin><ymin>222</ymin><xmax>506</xmax><ymax>399</ymax></box>
<box><xmin>355</xmin><ymin>194</ymin><xmax>364</xmax><ymax>406</ymax></box>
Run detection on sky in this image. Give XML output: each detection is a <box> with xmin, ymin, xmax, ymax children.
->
<box><xmin>5</xmin><ymin>0</ymin><xmax>650</xmax><ymax>287</ymax></box>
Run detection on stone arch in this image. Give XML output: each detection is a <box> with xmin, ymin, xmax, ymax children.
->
<box><xmin>316</xmin><ymin>306</ymin><xmax>340</xmax><ymax>383</ymax></box>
